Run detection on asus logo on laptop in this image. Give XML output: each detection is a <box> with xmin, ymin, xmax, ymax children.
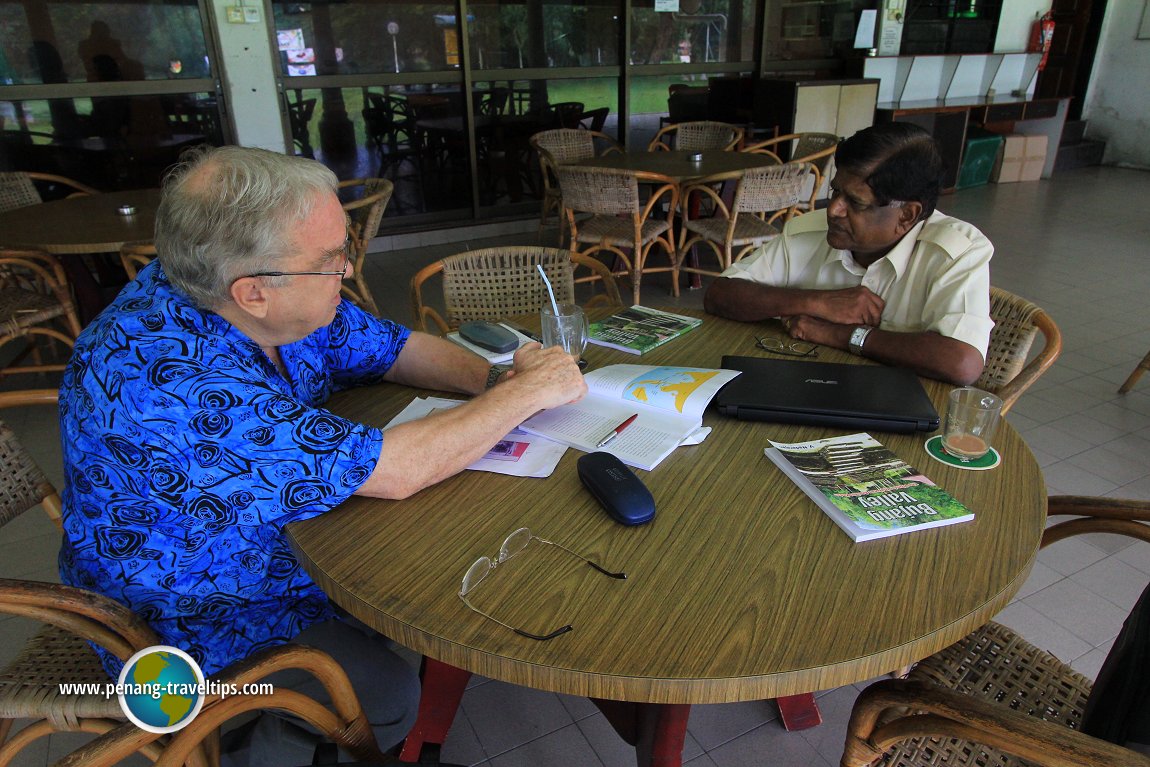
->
<box><xmin>804</xmin><ymin>378</ymin><xmax>839</xmax><ymax>385</ymax></box>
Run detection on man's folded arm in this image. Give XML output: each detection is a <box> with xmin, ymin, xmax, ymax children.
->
<box><xmin>705</xmin><ymin>277</ymin><xmax>884</xmax><ymax>327</ymax></box>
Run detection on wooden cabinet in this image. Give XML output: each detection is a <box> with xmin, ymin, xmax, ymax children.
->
<box><xmin>752</xmin><ymin>78</ymin><xmax>879</xmax><ymax>140</ymax></box>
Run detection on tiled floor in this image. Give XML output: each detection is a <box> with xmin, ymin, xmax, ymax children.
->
<box><xmin>3</xmin><ymin>165</ymin><xmax>1150</xmax><ymax>766</ymax></box>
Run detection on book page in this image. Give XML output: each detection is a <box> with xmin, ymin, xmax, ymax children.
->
<box><xmin>519</xmin><ymin>396</ymin><xmax>697</xmax><ymax>471</ymax></box>
<box><xmin>584</xmin><ymin>365</ymin><xmax>740</xmax><ymax>420</ymax></box>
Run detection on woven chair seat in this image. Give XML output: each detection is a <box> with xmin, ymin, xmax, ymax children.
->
<box><xmin>878</xmin><ymin>621</ymin><xmax>1093</xmax><ymax>767</ymax></box>
<box><xmin>573</xmin><ymin>216</ymin><xmax>672</xmax><ymax>247</ymax></box>
<box><xmin>0</xmin><ymin>625</ymin><xmax>120</xmax><ymax>729</ymax></box>
<box><xmin>0</xmin><ymin>286</ymin><xmax>72</xmax><ymax>333</ymax></box>
<box><xmin>683</xmin><ymin>216</ymin><xmax>781</xmax><ymax>248</ymax></box>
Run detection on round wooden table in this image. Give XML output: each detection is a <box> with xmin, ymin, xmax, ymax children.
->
<box><xmin>0</xmin><ymin>188</ymin><xmax>160</xmax><ymax>255</ymax></box>
<box><xmin>0</xmin><ymin>188</ymin><xmax>160</xmax><ymax>321</ymax></box>
<box><xmin>286</xmin><ymin>310</ymin><xmax>1046</xmax><ymax>765</ymax></box>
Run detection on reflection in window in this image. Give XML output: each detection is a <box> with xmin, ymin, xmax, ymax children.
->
<box><xmin>631</xmin><ymin>0</ymin><xmax>754</xmax><ymax>66</ymax></box>
<box><xmin>272</xmin><ymin>1</ymin><xmax>458</xmax><ymax>76</ymax></box>
<box><xmin>0</xmin><ymin>95</ymin><xmax>219</xmax><ymax>188</ymax></box>
<box><xmin>0</xmin><ymin>2</ymin><xmax>211</xmax><ymax>84</ymax></box>
<box><xmin>467</xmin><ymin>0</ymin><xmax>620</xmax><ymax>70</ymax></box>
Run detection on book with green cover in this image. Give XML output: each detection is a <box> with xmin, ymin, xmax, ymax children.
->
<box><xmin>764</xmin><ymin>433</ymin><xmax>974</xmax><ymax>542</ymax></box>
<box><xmin>587</xmin><ymin>305</ymin><xmax>702</xmax><ymax>355</ymax></box>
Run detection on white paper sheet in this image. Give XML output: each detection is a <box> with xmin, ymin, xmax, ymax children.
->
<box><xmin>385</xmin><ymin>397</ymin><xmax>567</xmax><ymax>478</ymax></box>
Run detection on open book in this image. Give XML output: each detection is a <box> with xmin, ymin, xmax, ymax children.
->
<box><xmin>588</xmin><ymin>305</ymin><xmax>702</xmax><ymax>355</ymax></box>
<box><xmin>765</xmin><ymin>433</ymin><xmax>974</xmax><ymax>542</ymax></box>
<box><xmin>520</xmin><ymin>364</ymin><xmax>740</xmax><ymax>471</ymax></box>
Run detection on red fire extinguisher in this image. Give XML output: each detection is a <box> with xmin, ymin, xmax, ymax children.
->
<box><xmin>1029</xmin><ymin>11</ymin><xmax>1055</xmax><ymax>71</ymax></box>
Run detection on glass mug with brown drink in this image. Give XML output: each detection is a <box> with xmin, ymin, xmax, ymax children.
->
<box><xmin>942</xmin><ymin>387</ymin><xmax>1002</xmax><ymax>462</ymax></box>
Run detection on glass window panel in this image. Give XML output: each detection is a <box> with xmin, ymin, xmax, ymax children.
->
<box><xmin>631</xmin><ymin>0</ymin><xmax>755</xmax><ymax>65</ymax></box>
<box><xmin>0</xmin><ymin>0</ymin><xmax>211</xmax><ymax>84</ymax></box>
<box><xmin>292</xmin><ymin>84</ymin><xmax>473</xmax><ymax>219</ymax></box>
<box><xmin>467</xmin><ymin>0</ymin><xmax>620</xmax><ymax>69</ymax></box>
<box><xmin>271</xmin><ymin>0</ymin><xmax>459</xmax><ymax>76</ymax></box>
<box><xmin>471</xmin><ymin>77</ymin><xmax>618</xmax><ymax>213</ymax></box>
<box><xmin>0</xmin><ymin>95</ymin><xmax>221</xmax><ymax>188</ymax></box>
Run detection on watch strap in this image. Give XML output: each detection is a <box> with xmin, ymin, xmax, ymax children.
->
<box><xmin>485</xmin><ymin>365</ymin><xmax>509</xmax><ymax>390</ymax></box>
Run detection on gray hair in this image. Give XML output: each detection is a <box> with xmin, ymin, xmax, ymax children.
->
<box><xmin>155</xmin><ymin>145</ymin><xmax>338</xmax><ymax>309</ymax></box>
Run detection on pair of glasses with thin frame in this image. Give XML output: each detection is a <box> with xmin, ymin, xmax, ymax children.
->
<box><xmin>755</xmin><ymin>336</ymin><xmax>818</xmax><ymax>358</ymax></box>
<box><xmin>241</xmin><ymin>237</ymin><xmax>351</xmax><ymax>280</ymax></box>
<box><xmin>459</xmin><ymin>527</ymin><xmax>626</xmax><ymax>641</ymax></box>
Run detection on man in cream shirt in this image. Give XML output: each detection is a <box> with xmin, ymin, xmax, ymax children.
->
<box><xmin>704</xmin><ymin>122</ymin><xmax>993</xmax><ymax>386</ymax></box>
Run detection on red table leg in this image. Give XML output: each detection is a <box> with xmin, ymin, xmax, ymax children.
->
<box><xmin>398</xmin><ymin>658</ymin><xmax>471</xmax><ymax>762</ymax></box>
<box><xmin>775</xmin><ymin>693</ymin><xmax>822</xmax><ymax>731</ymax></box>
<box><xmin>591</xmin><ymin>700</ymin><xmax>691</xmax><ymax>767</ymax></box>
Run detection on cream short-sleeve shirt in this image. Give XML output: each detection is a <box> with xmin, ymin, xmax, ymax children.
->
<box><xmin>720</xmin><ymin>209</ymin><xmax>994</xmax><ymax>359</ymax></box>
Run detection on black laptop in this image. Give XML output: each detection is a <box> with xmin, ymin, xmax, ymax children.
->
<box><xmin>715</xmin><ymin>356</ymin><xmax>940</xmax><ymax>433</ymax></box>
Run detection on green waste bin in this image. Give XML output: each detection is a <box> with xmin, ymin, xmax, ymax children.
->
<box><xmin>956</xmin><ymin>130</ymin><xmax>1004</xmax><ymax>190</ymax></box>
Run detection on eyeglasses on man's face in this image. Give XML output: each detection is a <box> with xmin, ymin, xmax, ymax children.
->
<box><xmin>756</xmin><ymin>336</ymin><xmax>818</xmax><ymax>358</ymax></box>
<box><xmin>828</xmin><ymin>186</ymin><xmax>906</xmax><ymax>216</ymax></box>
<box><xmin>242</xmin><ymin>238</ymin><xmax>351</xmax><ymax>280</ymax></box>
<box><xmin>459</xmin><ymin>527</ymin><xmax>626</xmax><ymax>641</ymax></box>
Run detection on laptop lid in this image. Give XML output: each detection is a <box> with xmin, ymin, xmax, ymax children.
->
<box><xmin>715</xmin><ymin>356</ymin><xmax>940</xmax><ymax>433</ymax></box>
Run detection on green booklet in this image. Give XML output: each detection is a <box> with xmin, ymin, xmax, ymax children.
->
<box><xmin>765</xmin><ymin>433</ymin><xmax>974</xmax><ymax>542</ymax></box>
<box><xmin>587</xmin><ymin>305</ymin><xmax>702</xmax><ymax>355</ymax></box>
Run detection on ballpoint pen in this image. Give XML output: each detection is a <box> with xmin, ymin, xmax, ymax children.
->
<box><xmin>595</xmin><ymin>414</ymin><xmax>638</xmax><ymax>448</ymax></box>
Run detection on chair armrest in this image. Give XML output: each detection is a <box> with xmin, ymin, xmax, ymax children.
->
<box><xmin>0</xmin><ymin>578</ymin><xmax>160</xmax><ymax>662</ymax></box>
<box><xmin>842</xmin><ymin>678</ymin><xmax>1150</xmax><ymax>767</ymax></box>
<box><xmin>53</xmin><ymin>644</ymin><xmax>392</xmax><ymax>767</ymax></box>
<box><xmin>409</xmin><ymin>261</ymin><xmax>450</xmax><ymax>334</ymax></box>
<box><xmin>1043</xmin><ymin>495</ymin><xmax>1150</xmax><ymax>546</ymax></box>
<box><xmin>995</xmin><ymin>308</ymin><xmax>1062</xmax><ymax>414</ymax></box>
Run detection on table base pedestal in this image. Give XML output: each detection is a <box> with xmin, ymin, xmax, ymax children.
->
<box><xmin>398</xmin><ymin>658</ymin><xmax>822</xmax><ymax>765</ymax></box>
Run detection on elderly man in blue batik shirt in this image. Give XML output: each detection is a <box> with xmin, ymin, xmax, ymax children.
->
<box><xmin>58</xmin><ymin>145</ymin><xmax>587</xmax><ymax>763</ymax></box>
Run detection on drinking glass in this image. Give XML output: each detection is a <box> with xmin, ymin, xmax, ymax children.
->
<box><xmin>942</xmin><ymin>387</ymin><xmax>1002</xmax><ymax>462</ymax></box>
<box><xmin>540</xmin><ymin>303</ymin><xmax>588</xmax><ymax>360</ymax></box>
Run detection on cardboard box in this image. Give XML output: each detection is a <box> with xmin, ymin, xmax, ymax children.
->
<box><xmin>993</xmin><ymin>134</ymin><xmax>1048</xmax><ymax>183</ymax></box>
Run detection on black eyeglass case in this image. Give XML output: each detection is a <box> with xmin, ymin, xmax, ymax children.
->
<box><xmin>577</xmin><ymin>452</ymin><xmax>656</xmax><ymax>526</ymax></box>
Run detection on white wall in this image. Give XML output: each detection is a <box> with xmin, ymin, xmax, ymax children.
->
<box><xmin>1081</xmin><ymin>2</ymin><xmax>1150</xmax><ymax>168</ymax></box>
<box><xmin>210</xmin><ymin>0</ymin><xmax>288</xmax><ymax>151</ymax></box>
<box><xmin>994</xmin><ymin>0</ymin><xmax>1049</xmax><ymax>52</ymax></box>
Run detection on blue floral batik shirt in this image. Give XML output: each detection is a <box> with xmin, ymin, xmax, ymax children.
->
<box><xmin>59</xmin><ymin>260</ymin><xmax>410</xmax><ymax>677</ymax></box>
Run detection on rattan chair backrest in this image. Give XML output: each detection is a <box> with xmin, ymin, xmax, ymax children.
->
<box><xmin>556</xmin><ymin>165</ymin><xmax>641</xmax><ymax>216</ymax></box>
<box><xmin>977</xmin><ymin>286</ymin><xmax>1062</xmax><ymax>413</ymax></box>
<box><xmin>0</xmin><ymin>419</ymin><xmax>58</xmax><ymax>529</ymax></box>
<box><xmin>649</xmin><ymin>121</ymin><xmax>743</xmax><ymax>152</ymax></box>
<box><xmin>119</xmin><ymin>240</ymin><xmax>157</xmax><ymax>281</ymax></box>
<box><xmin>733</xmin><ymin>162</ymin><xmax>809</xmax><ymax>215</ymax></box>
<box><xmin>530</xmin><ymin>129</ymin><xmax>597</xmax><ymax>165</ymax></box>
<box><xmin>0</xmin><ymin>172</ymin><xmax>42</xmax><ymax>212</ymax></box>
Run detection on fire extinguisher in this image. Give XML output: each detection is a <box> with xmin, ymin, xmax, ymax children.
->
<box><xmin>1029</xmin><ymin>11</ymin><xmax>1055</xmax><ymax>71</ymax></box>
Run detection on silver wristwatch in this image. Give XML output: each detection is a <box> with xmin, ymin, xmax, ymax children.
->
<box><xmin>849</xmin><ymin>326</ymin><xmax>873</xmax><ymax>356</ymax></box>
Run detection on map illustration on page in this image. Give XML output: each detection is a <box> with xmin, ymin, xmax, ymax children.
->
<box><xmin>520</xmin><ymin>364</ymin><xmax>740</xmax><ymax>471</ymax></box>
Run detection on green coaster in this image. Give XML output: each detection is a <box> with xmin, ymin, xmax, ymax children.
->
<box><xmin>925</xmin><ymin>435</ymin><xmax>1001</xmax><ymax>470</ymax></box>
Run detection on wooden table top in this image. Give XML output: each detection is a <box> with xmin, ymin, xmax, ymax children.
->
<box><xmin>286</xmin><ymin>310</ymin><xmax>1046</xmax><ymax>704</ymax></box>
<box><xmin>574</xmin><ymin>149</ymin><xmax>781</xmax><ymax>183</ymax></box>
<box><xmin>0</xmin><ymin>188</ymin><xmax>159</xmax><ymax>255</ymax></box>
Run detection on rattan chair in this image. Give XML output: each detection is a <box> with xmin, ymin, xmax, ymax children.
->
<box><xmin>0</xmin><ymin>248</ymin><xmax>83</xmax><ymax>378</ymax></box>
<box><xmin>842</xmin><ymin>495</ymin><xmax>1150</xmax><ymax>767</ymax></box>
<box><xmin>557</xmin><ymin>165</ymin><xmax>678</xmax><ymax>305</ymax></box>
<box><xmin>976</xmin><ymin>287</ymin><xmax>1062</xmax><ymax>414</ymax></box>
<box><xmin>118</xmin><ymin>240</ymin><xmax>156</xmax><ymax>281</ymax></box>
<box><xmin>1118</xmin><ymin>348</ymin><xmax>1150</xmax><ymax>393</ymax></box>
<box><xmin>647</xmin><ymin>121</ymin><xmax>744</xmax><ymax>152</ymax></box>
<box><xmin>410</xmin><ymin>246</ymin><xmax>623</xmax><ymax>334</ymax></box>
<box><xmin>529</xmin><ymin>128</ymin><xmax>621</xmax><ymax>240</ymax></box>
<box><xmin>743</xmin><ymin>132</ymin><xmax>839</xmax><ymax>210</ymax></box>
<box><xmin>0</xmin><ymin>172</ymin><xmax>96</xmax><ymax>213</ymax></box>
<box><xmin>51</xmin><ymin>645</ymin><xmax>393</xmax><ymax>767</ymax></box>
<box><xmin>338</xmin><ymin>178</ymin><xmax>394</xmax><ymax>317</ymax></box>
<box><xmin>677</xmin><ymin>162</ymin><xmax>809</xmax><ymax>279</ymax></box>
